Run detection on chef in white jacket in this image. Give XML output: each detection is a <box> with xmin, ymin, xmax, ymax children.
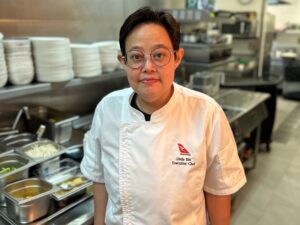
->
<box><xmin>80</xmin><ymin>6</ymin><xmax>246</xmax><ymax>225</ymax></box>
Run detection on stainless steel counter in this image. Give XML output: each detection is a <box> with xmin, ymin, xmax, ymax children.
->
<box><xmin>215</xmin><ymin>89</ymin><xmax>270</xmax><ymax>169</ymax></box>
<box><xmin>215</xmin><ymin>89</ymin><xmax>270</xmax><ymax>115</ymax></box>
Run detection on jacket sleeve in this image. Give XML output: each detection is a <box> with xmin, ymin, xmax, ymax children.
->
<box><xmin>203</xmin><ymin>105</ymin><xmax>246</xmax><ymax>195</ymax></box>
<box><xmin>80</xmin><ymin>104</ymin><xmax>105</xmax><ymax>183</ymax></box>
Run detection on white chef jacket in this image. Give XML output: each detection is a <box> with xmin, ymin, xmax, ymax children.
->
<box><xmin>80</xmin><ymin>83</ymin><xmax>246</xmax><ymax>225</ymax></box>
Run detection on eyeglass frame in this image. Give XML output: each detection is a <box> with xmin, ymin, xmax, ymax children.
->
<box><xmin>121</xmin><ymin>47</ymin><xmax>177</xmax><ymax>69</ymax></box>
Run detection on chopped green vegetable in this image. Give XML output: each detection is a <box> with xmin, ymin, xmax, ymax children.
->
<box><xmin>0</xmin><ymin>166</ymin><xmax>17</xmax><ymax>174</ymax></box>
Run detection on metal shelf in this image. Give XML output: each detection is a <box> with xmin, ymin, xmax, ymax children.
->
<box><xmin>0</xmin><ymin>70</ymin><xmax>126</xmax><ymax>101</ymax></box>
<box><xmin>65</xmin><ymin>70</ymin><xmax>125</xmax><ymax>88</ymax></box>
<box><xmin>164</xmin><ymin>9</ymin><xmax>214</xmax><ymax>23</ymax></box>
<box><xmin>0</xmin><ymin>83</ymin><xmax>51</xmax><ymax>101</ymax></box>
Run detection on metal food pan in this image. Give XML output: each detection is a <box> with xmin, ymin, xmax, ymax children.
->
<box><xmin>16</xmin><ymin>139</ymin><xmax>65</xmax><ymax>162</ymax></box>
<box><xmin>51</xmin><ymin>174</ymin><xmax>92</xmax><ymax>207</ymax></box>
<box><xmin>34</xmin><ymin>158</ymin><xmax>79</xmax><ymax>183</ymax></box>
<box><xmin>3</xmin><ymin>178</ymin><xmax>54</xmax><ymax>223</ymax></box>
<box><xmin>27</xmin><ymin>106</ymin><xmax>79</xmax><ymax>144</ymax></box>
<box><xmin>37</xmin><ymin>163</ymin><xmax>92</xmax><ymax>207</ymax></box>
<box><xmin>33</xmin><ymin>157</ymin><xmax>88</xmax><ymax>207</ymax></box>
<box><xmin>0</xmin><ymin>132</ymin><xmax>37</xmax><ymax>153</ymax></box>
<box><xmin>0</xmin><ymin>153</ymin><xmax>32</xmax><ymax>204</ymax></box>
<box><xmin>0</xmin><ymin>128</ymin><xmax>18</xmax><ymax>140</ymax></box>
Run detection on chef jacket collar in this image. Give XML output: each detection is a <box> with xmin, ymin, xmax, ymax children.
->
<box><xmin>128</xmin><ymin>83</ymin><xmax>179</xmax><ymax>123</ymax></box>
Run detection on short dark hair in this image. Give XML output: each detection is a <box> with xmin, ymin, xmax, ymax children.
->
<box><xmin>119</xmin><ymin>6</ymin><xmax>180</xmax><ymax>56</ymax></box>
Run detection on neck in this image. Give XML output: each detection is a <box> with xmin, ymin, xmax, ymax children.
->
<box><xmin>136</xmin><ymin>87</ymin><xmax>174</xmax><ymax>114</ymax></box>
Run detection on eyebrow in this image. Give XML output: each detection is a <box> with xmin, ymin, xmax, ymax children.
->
<box><xmin>127</xmin><ymin>44</ymin><xmax>172</xmax><ymax>52</ymax></box>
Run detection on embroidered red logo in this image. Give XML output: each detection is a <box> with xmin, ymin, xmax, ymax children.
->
<box><xmin>177</xmin><ymin>143</ymin><xmax>190</xmax><ymax>156</ymax></box>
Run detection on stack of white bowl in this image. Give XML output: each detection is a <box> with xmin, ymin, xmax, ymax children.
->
<box><xmin>93</xmin><ymin>41</ymin><xmax>120</xmax><ymax>72</ymax></box>
<box><xmin>0</xmin><ymin>33</ymin><xmax>8</xmax><ymax>88</ymax></box>
<box><xmin>71</xmin><ymin>44</ymin><xmax>102</xmax><ymax>78</ymax></box>
<box><xmin>30</xmin><ymin>37</ymin><xmax>74</xmax><ymax>82</ymax></box>
<box><xmin>3</xmin><ymin>39</ymin><xmax>34</xmax><ymax>85</ymax></box>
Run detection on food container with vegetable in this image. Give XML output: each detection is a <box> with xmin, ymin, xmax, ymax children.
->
<box><xmin>16</xmin><ymin>139</ymin><xmax>65</xmax><ymax>162</ymax></box>
<box><xmin>3</xmin><ymin>178</ymin><xmax>54</xmax><ymax>223</ymax></box>
<box><xmin>27</xmin><ymin>106</ymin><xmax>79</xmax><ymax>144</ymax></box>
<box><xmin>0</xmin><ymin>153</ymin><xmax>31</xmax><ymax>205</ymax></box>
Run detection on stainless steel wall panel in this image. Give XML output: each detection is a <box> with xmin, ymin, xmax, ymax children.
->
<box><xmin>0</xmin><ymin>0</ymin><xmax>181</xmax><ymax>41</ymax></box>
<box><xmin>0</xmin><ymin>1</ymin><xmax>17</xmax><ymax>19</ymax></box>
<box><xmin>0</xmin><ymin>0</ymin><xmax>126</xmax><ymax>42</ymax></box>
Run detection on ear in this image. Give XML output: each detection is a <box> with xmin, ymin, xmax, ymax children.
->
<box><xmin>117</xmin><ymin>52</ymin><xmax>125</xmax><ymax>65</ymax></box>
<box><xmin>174</xmin><ymin>48</ymin><xmax>184</xmax><ymax>69</ymax></box>
<box><xmin>117</xmin><ymin>52</ymin><xmax>127</xmax><ymax>70</ymax></box>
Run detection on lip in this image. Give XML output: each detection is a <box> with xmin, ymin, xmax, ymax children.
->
<box><xmin>140</xmin><ymin>78</ymin><xmax>160</xmax><ymax>84</ymax></box>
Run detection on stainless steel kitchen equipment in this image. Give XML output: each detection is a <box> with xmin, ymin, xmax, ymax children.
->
<box><xmin>0</xmin><ymin>125</ymin><xmax>46</xmax><ymax>155</ymax></box>
<box><xmin>0</xmin><ymin>153</ymin><xmax>32</xmax><ymax>205</ymax></box>
<box><xmin>52</xmin><ymin>175</ymin><xmax>91</xmax><ymax>207</ymax></box>
<box><xmin>11</xmin><ymin>106</ymin><xmax>30</xmax><ymax>130</ymax></box>
<box><xmin>34</xmin><ymin>157</ymin><xmax>92</xmax><ymax>207</ymax></box>
<box><xmin>216</xmin><ymin>11</ymin><xmax>257</xmax><ymax>38</ymax></box>
<box><xmin>16</xmin><ymin>139</ymin><xmax>64</xmax><ymax>162</ymax></box>
<box><xmin>3</xmin><ymin>178</ymin><xmax>54</xmax><ymax>223</ymax></box>
<box><xmin>187</xmin><ymin>70</ymin><xmax>223</xmax><ymax>96</ymax></box>
<box><xmin>180</xmin><ymin>42</ymin><xmax>232</xmax><ymax>63</ymax></box>
<box><xmin>212</xmin><ymin>57</ymin><xmax>257</xmax><ymax>78</ymax></box>
<box><xmin>0</xmin><ymin>106</ymin><xmax>30</xmax><ymax>140</ymax></box>
<box><xmin>33</xmin><ymin>158</ymin><xmax>78</xmax><ymax>181</ymax></box>
<box><xmin>0</xmin><ymin>193</ymin><xmax>93</xmax><ymax>225</ymax></box>
<box><xmin>215</xmin><ymin>89</ymin><xmax>270</xmax><ymax>169</ymax></box>
<box><xmin>282</xmin><ymin>58</ymin><xmax>300</xmax><ymax>99</ymax></box>
<box><xmin>27</xmin><ymin>106</ymin><xmax>79</xmax><ymax>144</ymax></box>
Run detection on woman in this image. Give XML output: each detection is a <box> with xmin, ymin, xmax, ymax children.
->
<box><xmin>80</xmin><ymin>6</ymin><xmax>246</xmax><ymax>225</ymax></box>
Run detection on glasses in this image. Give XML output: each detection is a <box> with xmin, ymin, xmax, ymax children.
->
<box><xmin>123</xmin><ymin>47</ymin><xmax>176</xmax><ymax>69</ymax></box>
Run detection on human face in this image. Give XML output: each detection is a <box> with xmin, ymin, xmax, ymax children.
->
<box><xmin>118</xmin><ymin>23</ymin><xmax>184</xmax><ymax>109</ymax></box>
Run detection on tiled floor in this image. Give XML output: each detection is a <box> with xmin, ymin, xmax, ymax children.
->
<box><xmin>231</xmin><ymin>96</ymin><xmax>300</xmax><ymax>225</ymax></box>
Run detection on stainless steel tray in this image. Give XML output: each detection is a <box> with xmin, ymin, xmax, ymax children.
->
<box><xmin>0</xmin><ymin>193</ymin><xmax>93</xmax><ymax>225</ymax></box>
<box><xmin>33</xmin><ymin>157</ymin><xmax>91</xmax><ymax>207</ymax></box>
<box><xmin>16</xmin><ymin>140</ymin><xmax>65</xmax><ymax>163</ymax></box>
<box><xmin>52</xmin><ymin>174</ymin><xmax>91</xmax><ymax>202</ymax></box>
<box><xmin>0</xmin><ymin>153</ymin><xmax>33</xmax><ymax>205</ymax></box>
<box><xmin>3</xmin><ymin>178</ymin><xmax>54</xmax><ymax>223</ymax></box>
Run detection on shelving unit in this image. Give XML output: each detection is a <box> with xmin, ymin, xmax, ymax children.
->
<box><xmin>0</xmin><ymin>83</ymin><xmax>51</xmax><ymax>101</ymax></box>
<box><xmin>0</xmin><ymin>70</ymin><xmax>126</xmax><ymax>102</ymax></box>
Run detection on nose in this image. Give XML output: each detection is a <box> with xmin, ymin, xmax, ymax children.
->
<box><xmin>142</xmin><ymin>54</ymin><xmax>156</xmax><ymax>71</ymax></box>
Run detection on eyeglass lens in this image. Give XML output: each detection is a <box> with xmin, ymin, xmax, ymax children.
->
<box><xmin>126</xmin><ymin>47</ymin><xmax>172</xmax><ymax>69</ymax></box>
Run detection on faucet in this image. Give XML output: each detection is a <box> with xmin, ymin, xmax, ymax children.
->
<box><xmin>11</xmin><ymin>106</ymin><xmax>31</xmax><ymax>130</ymax></box>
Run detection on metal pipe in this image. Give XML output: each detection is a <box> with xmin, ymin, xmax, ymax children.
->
<box><xmin>258</xmin><ymin>0</ymin><xmax>267</xmax><ymax>78</ymax></box>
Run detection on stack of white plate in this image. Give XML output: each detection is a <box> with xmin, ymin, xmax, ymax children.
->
<box><xmin>0</xmin><ymin>33</ymin><xmax>8</xmax><ymax>88</ymax></box>
<box><xmin>30</xmin><ymin>37</ymin><xmax>74</xmax><ymax>82</ymax></box>
<box><xmin>93</xmin><ymin>41</ymin><xmax>121</xmax><ymax>72</ymax></box>
<box><xmin>3</xmin><ymin>39</ymin><xmax>34</xmax><ymax>85</ymax></box>
<box><xmin>71</xmin><ymin>44</ymin><xmax>101</xmax><ymax>78</ymax></box>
